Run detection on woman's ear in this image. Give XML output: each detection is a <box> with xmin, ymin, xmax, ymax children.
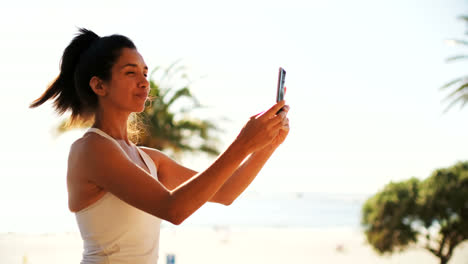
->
<box><xmin>89</xmin><ymin>76</ymin><xmax>107</xmax><ymax>96</ymax></box>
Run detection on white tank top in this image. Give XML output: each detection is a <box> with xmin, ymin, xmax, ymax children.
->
<box><xmin>75</xmin><ymin>128</ymin><xmax>162</xmax><ymax>264</ymax></box>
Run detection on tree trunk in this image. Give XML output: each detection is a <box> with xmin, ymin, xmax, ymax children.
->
<box><xmin>440</xmin><ymin>256</ymin><xmax>449</xmax><ymax>264</ymax></box>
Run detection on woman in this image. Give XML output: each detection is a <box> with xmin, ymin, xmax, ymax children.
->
<box><xmin>30</xmin><ymin>28</ymin><xmax>290</xmax><ymax>263</ymax></box>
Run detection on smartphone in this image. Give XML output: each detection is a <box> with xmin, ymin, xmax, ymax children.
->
<box><xmin>276</xmin><ymin>67</ymin><xmax>286</xmax><ymax>113</ymax></box>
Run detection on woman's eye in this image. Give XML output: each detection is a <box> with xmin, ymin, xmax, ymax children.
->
<box><xmin>126</xmin><ymin>72</ymin><xmax>135</xmax><ymax>75</ymax></box>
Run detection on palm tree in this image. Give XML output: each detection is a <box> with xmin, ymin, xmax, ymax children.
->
<box><xmin>137</xmin><ymin>61</ymin><xmax>222</xmax><ymax>159</ymax></box>
<box><xmin>441</xmin><ymin>15</ymin><xmax>468</xmax><ymax>112</ymax></box>
<box><xmin>57</xmin><ymin>61</ymin><xmax>223</xmax><ymax>160</ymax></box>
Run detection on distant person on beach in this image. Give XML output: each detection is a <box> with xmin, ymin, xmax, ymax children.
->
<box><xmin>30</xmin><ymin>28</ymin><xmax>290</xmax><ymax>263</ymax></box>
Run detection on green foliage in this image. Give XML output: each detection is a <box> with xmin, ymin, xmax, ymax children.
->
<box><xmin>137</xmin><ymin>61</ymin><xmax>223</xmax><ymax>159</ymax></box>
<box><xmin>362</xmin><ymin>161</ymin><xmax>468</xmax><ymax>264</ymax></box>
<box><xmin>362</xmin><ymin>178</ymin><xmax>420</xmax><ymax>253</ymax></box>
<box><xmin>441</xmin><ymin>15</ymin><xmax>468</xmax><ymax>112</ymax></box>
<box><xmin>419</xmin><ymin>163</ymin><xmax>468</xmax><ymax>248</ymax></box>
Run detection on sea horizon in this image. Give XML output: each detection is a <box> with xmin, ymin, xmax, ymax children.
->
<box><xmin>2</xmin><ymin>191</ymin><xmax>370</xmax><ymax>234</ymax></box>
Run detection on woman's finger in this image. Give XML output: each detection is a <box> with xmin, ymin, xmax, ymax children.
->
<box><xmin>273</xmin><ymin>116</ymin><xmax>289</xmax><ymax>131</ymax></box>
<box><xmin>271</xmin><ymin>119</ymin><xmax>284</xmax><ymax>131</ymax></box>
<box><xmin>261</xmin><ymin>100</ymin><xmax>286</xmax><ymax>119</ymax></box>
<box><xmin>281</xmin><ymin>120</ymin><xmax>290</xmax><ymax>131</ymax></box>
<box><xmin>250</xmin><ymin>111</ymin><xmax>265</xmax><ymax>119</ymax></box>
<box><xmin>282</xmin><ymin>105</ymin><xmax>290</xmax><ymax>114</ymax></box>
<box><xmin>266</xmin><ymin>111</ymin><xmax>287</xmax><ymax>128</ymax></box>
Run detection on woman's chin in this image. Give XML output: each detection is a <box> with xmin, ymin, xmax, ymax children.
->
<box><xmin>132</xmin><ymin>98</ymin><xmax>148</xmax><ymax>113</ymax></box>
<box><xmin>134</xmin><ymin>105</ymin><xmax>146</xmax><ymax>113</ymax></box>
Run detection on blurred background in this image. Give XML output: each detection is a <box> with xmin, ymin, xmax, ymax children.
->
<box><xmin>1</xmin><ymin>0</ymin><xmax>468</xmax><ymax>263</ymax></box>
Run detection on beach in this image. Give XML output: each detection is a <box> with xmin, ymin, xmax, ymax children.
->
<box><xmin>2</xmin><ymin>227</ymin><xmax>468</xmax><ymax>264</ymax></box>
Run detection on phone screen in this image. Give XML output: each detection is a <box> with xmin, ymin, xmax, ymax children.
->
<box><xmin>276</xmin><ymin>67</ymin><xmax>286</xmax><ymax>102</ymax></box>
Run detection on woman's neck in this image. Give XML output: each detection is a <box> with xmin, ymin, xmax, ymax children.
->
<box><xmin>93</xmin><ymin>108</ymin><xmax>131</xmax><ymax>145</ymax></box>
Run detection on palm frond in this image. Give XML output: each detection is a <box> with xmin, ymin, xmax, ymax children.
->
<box><xmin>458</xmin><ymin>15</ymin><xmax>468</xmax><ymax>23</ymax></box>
<box><xmin>445</xmin><ymin>39</ymin><xmax>468</xmax><ymax>47</ymax></box>
<box><xmin>199</xmin><ymin>120</ymin><xmax>219</xmax><ymax>139</ymax></box>
<box><xmin>149</xmin><ymin>66</ymin><xmax>161</xmax><ymax>79</ymax></box>
<box><xmin>166</xmin><ymin>87</ymin><xmax>193</xmax><ymax>108</ymax></box>
<box><xmin>199</xmin><ymin>144</ymin><xmax>221</xmax><ymax>156</ymax></box>
<box><xmin>443</xmin><ymin>93</ymin><xmax>468</xmax><ymax>113</ymax></box>
<box><xmin>159</xmin><ymin>59</ymin><xmax>184</xmax><ymax>85</ymax></box>
<box><xmin>440</xmin><ymin>77</ymin><xmax>468</xmax><ymax>90</ymax></box>
<box><xmin>445</xmin><ymin>55</ymin><xmax>468</xmax><ymax>63</ymax></box>
<box><xmin>175</xmin><ymin>120</ymin><xmax>203</xmax><ymax>132</ymax></box>
<box><xmin>460</xmin><ymin>98</ymin><xmax>468</xmax><ymax>109</ymax></box>
<box><xmin>138</xmin><ymin>61</ymin><xmax>225</xmax><ymax>158</ymax></box>
<box><xmin>442</xmin><ymin>82</ymin><xmax>468</xmax><ymax>101</ymax></box>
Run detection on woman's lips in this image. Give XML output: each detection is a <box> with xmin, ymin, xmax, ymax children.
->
<box><xmin>135</xmin><ymin>93</ymin><xmax>148</xmax><ymax>100</ymax></box>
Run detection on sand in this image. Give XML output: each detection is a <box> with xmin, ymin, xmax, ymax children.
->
<box><xmin>1</xmin><ymin>227</ymin><xmax>467</xmax><ymax>264</ymax></box>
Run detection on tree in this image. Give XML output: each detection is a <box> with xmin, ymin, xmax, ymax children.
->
<box><xmin>361</xmin><ymin>178</ymin><xmax>420</xmax><ymax>253</ymax></box>
<box><xmin>362</xmin><ymin>161</ymin><xmax>468</xmax><ymax>264</ymax></box>
<box><xmin>137</xmin><ymin>61</ymin><xmax>222</xmax><ymax>159</ymax></box>
<box><xmin>418</xmin><ymin>162</ymin><xmax>468</xmax><ymax>263</ymax></box>
<box><xmin>441</xmin><ymin>15</ymin><xmax>468</xmax><ymax>112</ymax></box>
<box><xmin>57</xmin><ymin>61</ymin><xmax>223</xmax><ymax>159</ymax></box>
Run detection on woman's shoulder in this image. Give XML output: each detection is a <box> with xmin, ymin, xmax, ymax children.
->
<box><xmin>69</xmin><ymin>132</ymin><xmax>119</xmax><ymax>159</ymax></box>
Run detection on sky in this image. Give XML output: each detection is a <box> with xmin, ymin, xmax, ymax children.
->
<box><xmin>0</xmin><ymin>0</ymin><xmax>467</xmax><ymax>232</ymax></box>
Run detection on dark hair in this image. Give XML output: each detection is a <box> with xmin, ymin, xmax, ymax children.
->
<box><xmin>30</xmin><ymin>28</ymin><xmax>136</xmax><ymax>124</ymax></box>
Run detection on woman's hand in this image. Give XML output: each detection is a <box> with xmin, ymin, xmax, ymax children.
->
<box><xmin>268</xmin><ymin>86</ymin><xmax>290</xmax><ymax>150</ymax></box>
<box><xmin>268</xmin><ymin>105</ymin><xmax>290</xmax><ymax>150</ymax></box>
<box><xmin>235</xmin><ymin>100</ymin><xmax>289</xmax><ymax>154</ymax></box>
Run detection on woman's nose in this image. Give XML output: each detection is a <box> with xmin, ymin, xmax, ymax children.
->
<box><xmin>139</xmin><ymin>74</ymin><xmax>150</xmax><ymax>88</ymax></box>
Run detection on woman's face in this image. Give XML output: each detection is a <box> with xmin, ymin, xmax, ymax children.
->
<box><xmin>102</xmin><ymin>48</ymin><xmax>150</xmax><ymax>113</ymax></box>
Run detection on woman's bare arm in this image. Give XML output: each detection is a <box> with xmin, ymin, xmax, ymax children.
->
<box><xmin>210</xmin><ymin>106</ymin><xmax>290</xmax><ymax>204</ymax></box>
<box><xmin>69</xmin><ymin>101</ymin><xmax>286</xmax><ymax>225</ymax></box>
<box><xmin>145</xmin><ymin>105</ymin><xmax>290</xmax><ymax>205</ymax></box>
<box><xmin>209</xmin><ymin>147</ymin><xmax>276</xmax><ymax>204</ymax></box>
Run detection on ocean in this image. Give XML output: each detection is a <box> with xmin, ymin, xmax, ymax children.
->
<box><xmin>172</xmin><ymin>192</ymin><xmax>367</xmax><ymax>229</ymax></box>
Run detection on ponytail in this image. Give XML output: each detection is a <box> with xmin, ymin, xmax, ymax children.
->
<box><xmin>30</xmin><ymin>28</ymin><xmax>100</xmax><ymax>122</ymax></box>
<box><xmin>30</xmin><ymin>28</ymin><xmax>136</xmax><ymax>124</ymax></box>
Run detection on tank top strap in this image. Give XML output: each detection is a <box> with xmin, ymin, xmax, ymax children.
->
<box><xmin>86</xmin><ymin>128</ymin><xmax>158</xmax><ymax>179</ymax></box>
<box><xmin>86</xmin><ymin>128</ymin><xmax>124</xmax><ymax>151</ymax></box>
<box><xmin>136</xmin><ymin>147</ymin><xmax>158</xmax><ymax>179</ymax></box>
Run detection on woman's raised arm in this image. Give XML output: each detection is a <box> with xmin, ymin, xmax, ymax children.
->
<box><xmin>70</xmin><ymin>101</ymin><xmax>286</xmax><ymax>225</ymax></box>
